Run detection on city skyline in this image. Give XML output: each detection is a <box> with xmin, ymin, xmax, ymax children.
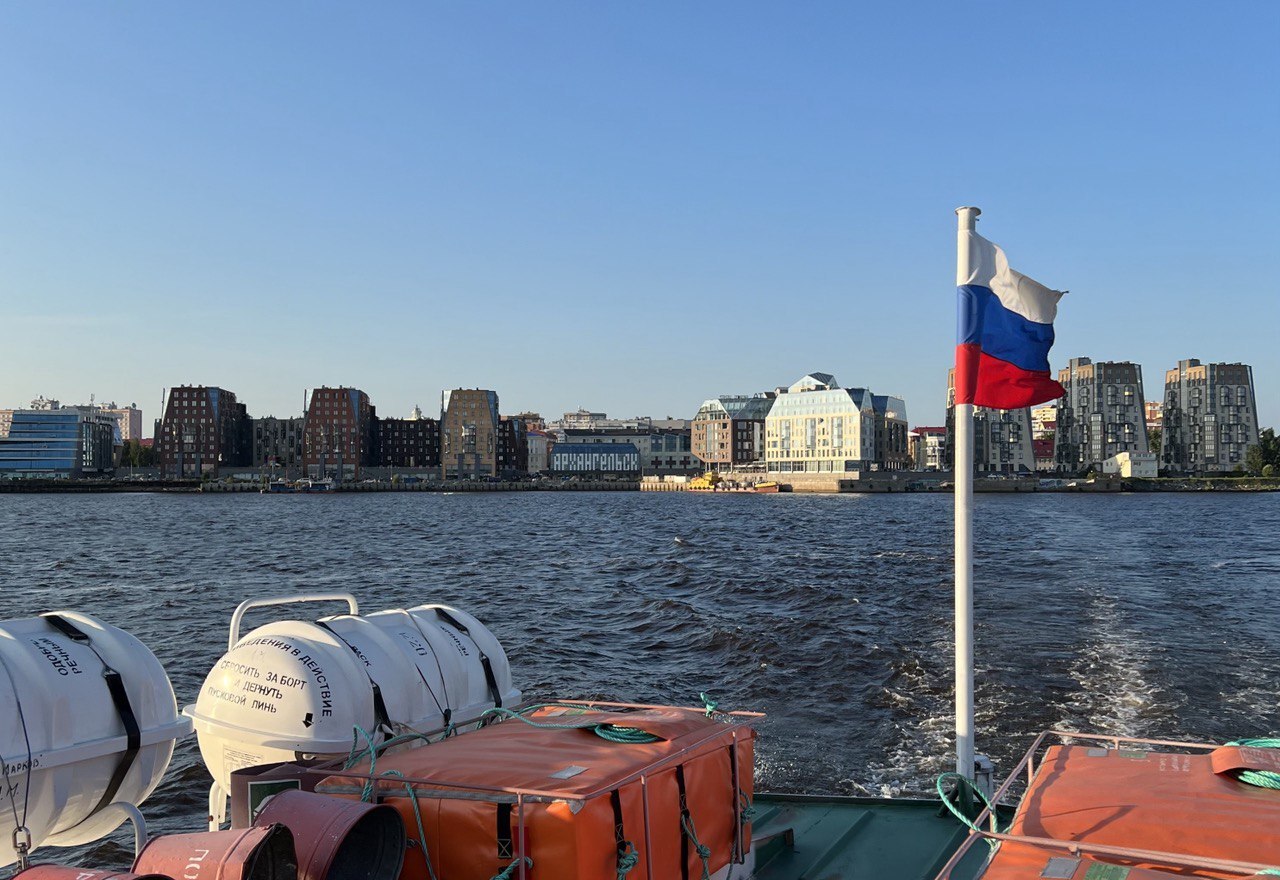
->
<box><xmin>1</xmin><ymin>350</ymin><xmax>1268</xmax><ymax>434</ymax></box>
<box><xmin>2</xmin><ymin>4</ymin><xmax>1276</xmax><ymax>427</ymax></box>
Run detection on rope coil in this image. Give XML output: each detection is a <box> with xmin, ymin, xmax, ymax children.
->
<box><xmin>1224</xmin><ymin>739</ymin><xmax>1280</xmax><ymax>791</ymax></box>
<box><xmin>480</xmin><ymin>705</ymin><xmax>661</xmax><ymax>744</ymax></box>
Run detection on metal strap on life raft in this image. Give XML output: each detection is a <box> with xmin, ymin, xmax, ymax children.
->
<box><xmin>434</xmin><ymin>608</ymin><xmax>504</xmax><ymax>709</ymax></box>
<box><xmin>41</xmin><ymin>614</ymin><xmax>141</xmax><ymax>820</ymax></box>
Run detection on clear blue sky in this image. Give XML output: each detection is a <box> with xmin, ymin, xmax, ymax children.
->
<box><xmin>2</xmin><ymin>2</ymin><xmax>1276</xmax><ymax>429</ymax></box>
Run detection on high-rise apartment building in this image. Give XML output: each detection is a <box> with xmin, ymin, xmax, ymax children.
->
<box><xmin>1054</xmin><ymin>357</ymin><xmax>1149</xmax><ymax>473</ymax></box>
<box><xmin>498</xmin><ymin>416</ymin><xmax>529</xmax><ymax>476</ymax></box>
<box><xmin>441</xmin><ymin>389</ymin><xmax>500</xmax><ymax>478</ymax></box>
<box><xmin>945</xmin><ymin>369</ymin><xmax>1035</xmax><ymax>473</ymax></box>
<box><xmin>253</xmin><ymin>417</ymin><xmax>305</xmax><ymax>471</ymax></box>
<box><xmin>155</xmin><ymin>386</ymin><xmax>252</xmax><ymax>477</ymax></box>
<box><xmin>303</xmin><ymin>387</ymin><xmax>377</xmax><ymax>479</ymax></box>
<box><xmin>871</xmin><ymin>395</ymin><xmax>911</xmax><ymax>470</ymax></box>
<box><xmin>377</xmin><ymin>413</ymin><xmax>441</xmax><ymax>470</ymax></box>
<box><xmin>98</xmin><ymin>402</ymin><xmax>144</xmax><ymax>441</ymax></box>
<box><xmin>1161</xmin><ymin>359</ymin><xmax>1259</xmax><ymax>475</ymax></box>
<box><xmin>1030</xmin><ymin>404</ymin><xmax>1057</xmax><ymax>439</ymax></box>
<box><xmin>691</xmin><ymin>394</ymin><xmax>774</xmax><ymax>470</ymax></box>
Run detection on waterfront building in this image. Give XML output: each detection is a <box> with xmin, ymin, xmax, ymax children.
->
<box><xmin>1102</xmin><ymin>451</ymin><xmax>1159</xmax><ymax>478</ymax></box>
<box><xmin>691</xmin><ymin>394</ymin><xmax>774</xmax><ymax>470</ymax></box>
<box><xmin>550</xmin><ymin>442</ymin><xmax>640</xmax><ymax>475</ymax></box>
<box><xmin>945</xmin><ymin>369</ymin><xmax>1035</xmax><ymax>474</ymax></box>
<box><xmin>98</xmin><ymin>402</ymin><xmax>144</xmax><ymax>441</ymax></box>
<box><xmin>441</xmin><ymin>388</ymin><xmax>501</xmax><ymax>479</ymax></box>
<box><xmin>526</xmin><ymin>430</ymin><xmax>551</xmax><ymax>473</ymax></box>
<box><xmin>302</xmin><ymin>387</ymin><xmax>377</xmax><ymax>480</ymax></box>
<box><xmin>253</xmin><ymin>417</ymin><xmax>305</xmax><ymax>471</ymax></box>
<box><xmin>498</xmin><ymin>416</ymin><xmax>529</xmax><ymax>476</ymax></box>
<box><xmin>377</xmin><ymin>414</ymin><xmax>440</xmax><ymax>470</ymax></box>
<box><xmin>513</xmin><ymin>411</ymin><xmax>546</xmax><ymax>432</ymax></box>
<box><xmin>155</xmin><ymin>386</ymin><xmax>252</xmax><ymax>478</ymax></box>
<box><xmin>1054</xmin><ymin>357</ymin><xmax>1149</xmax><ymax>474</ymax></box>
<box><xmin>1145</xmin><ymin>400</ymin><xmax>1164</xmax><ymax>432</ymax></box>
<box><xmin>554</xmin><ymin>409</ymin><xmax>609</xmax><ymax>431</ymax></box>
<box><xmin>1033</xmin><ymin>438</ymin><xmax>1056</xmax><ymax>472</ymax></box>
<box><xmin>764</xmin><ymin>373</ymin><xmax>881</xmax><ymax>474</ymax></box>
<box><xmin>1160</xmin><ymin>359</ymin><xmax>1259</xmax><ymax>475</ymax></box>
<box><xmin>1031</xmin><ymin>404</ymin><xmax>1057</xmax><ymax>439</ymax></box>
<box><xmin>909</xmin><ymin>426</ymin><xmax>946</xmax><ymax>471</ymax></box>
<box><xmin>872</xmin><ymin>395</ymin><xmax>911</xmax><ymax>470</ymax></box>
<box><xmin>556</xmin><ymin>424</ymin><xmax>696</xmax><ymax>474</ymax></box>
<box><xmin>0</xmin><ymin>406</ymin><xmax>120</xmax><ymax>479</ymax></box>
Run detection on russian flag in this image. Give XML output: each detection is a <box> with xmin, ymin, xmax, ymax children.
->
<box><xmin>956</xmin><ymin>231</ymin><xmax>1066</xmax><ymax>409</ymax></box>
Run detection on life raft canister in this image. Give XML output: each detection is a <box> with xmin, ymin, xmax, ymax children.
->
<box><xmin>185</xmin><ymin>602</ymin><xmax>520</xmax><ymax>793</ymax></box>
<box><xmin>0</xmin><ymin>612</ymin><xmax>191</xmax><ymax>868</ymax></box>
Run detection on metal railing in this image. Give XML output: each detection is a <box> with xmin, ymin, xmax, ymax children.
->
<box><xmin>932</xmin><ymin>730</ymin><xmax>1275</xmax><ymax>880</ymax></box>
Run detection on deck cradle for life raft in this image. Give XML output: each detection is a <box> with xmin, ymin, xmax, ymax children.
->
<box><xmin>313</xmin><ymin>702</ymin><xmax>759</xmax><ymax>880</ymax></box>
<box><xmin>935</xmin><ymin>731</ymin><xmax>1280</xmax><ymax>880</ymax></box>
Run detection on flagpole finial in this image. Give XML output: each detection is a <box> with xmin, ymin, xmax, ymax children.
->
<box><xmin>956</xmin><ymin>206</ymin><xmax>981</xmax><ymax>231</ymax></box>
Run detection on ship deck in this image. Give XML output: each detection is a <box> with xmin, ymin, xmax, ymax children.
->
<box><xmin>750</xmin><ymin>793</ymin><xmax>993</xmax><ymax>880</ymax></box>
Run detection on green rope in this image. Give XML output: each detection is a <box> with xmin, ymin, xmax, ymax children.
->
<box><xmin>738</xmin><ymin>789</ymin><xmax>758</xmax><ymax>824</ymax></box>
<box><xmin>700</xmin><ymin>693</ymin><xmax>719</xmax><ymax>718</ymax></box>
<box><xmin>480</xmin><ymin>704</ymin><xmax>661</xmax><ymax>744</ymax></box>
<box><xmin>490</xmin><ymin>856</ymin><xmax>532</xmax><ymax>880</ymax></box>
<box><xmin>936</xmin><ymin>772</ymin><xmax>1002</xmax><ymax>850</ymax></box>
<box><xmin>378</xmin><ymin>770</ymin><xmax>439</xmax><ymax>880</ymax></box>
<box><xmin>680</xmin><ymin>812</ymin><xmax>713</xmax><ymax>880</ymax></box>
<box><xmin>1224</xmin><ymin>739</ymin><xmax>1280</xmax><ymax>791</ymax></box>
<box><xmin>615</xmin><ymin>840</ymin><xmax>639</xmax><ymax>880</ymax></box>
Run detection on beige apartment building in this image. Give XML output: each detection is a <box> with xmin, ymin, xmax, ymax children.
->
<box><xmin>764</xmin><ymin>373</ymin><xmax>905</xmax><ymax>473</ymax></box>
<box><xmin>441</xmin><ymin>388</ymin><xmax>501</xmax><ymax>478</ymax></box>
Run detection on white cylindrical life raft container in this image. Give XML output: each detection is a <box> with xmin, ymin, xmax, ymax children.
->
<box><xmin>0</xmin><ymin>612</ymin><xmax>191</xmax><ymax>868</ymax></box>
<box><xmin>186</xmin><ymin>599</ymin><xmax>520</xmax><ymax>793</ymax></box>
<box><xmin>363</xmin><ymin>604</ymin><xmax>520</xmax><ymax>726</ymax></box>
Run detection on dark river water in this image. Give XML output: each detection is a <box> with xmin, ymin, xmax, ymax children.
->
<box><xmin>2</xmin><ymin>491</ymin><xmax>1279</xmax><ymax>868</ymax></box>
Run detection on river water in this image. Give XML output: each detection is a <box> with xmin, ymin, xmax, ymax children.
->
<box><xmin>3</xmin><ymin>491</ymin><xmax>1279</xmax><ymax>864</ymax></box>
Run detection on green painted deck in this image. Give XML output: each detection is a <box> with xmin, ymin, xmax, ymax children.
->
<box><xmin>749</xmin><ymin>793</ymin><xmax>993</xmax><ymax>880</ymax></box>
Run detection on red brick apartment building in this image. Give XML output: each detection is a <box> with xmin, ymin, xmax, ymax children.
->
<box><xmin>303</xmin><ymin>387</ymin><xmax>377</xmax><ymax>479</ymax></box>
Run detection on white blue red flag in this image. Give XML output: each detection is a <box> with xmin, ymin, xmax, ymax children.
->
<box><xmin>955</xmin><ymin>231</ymin><xmax>1066</xmax><ymax>409</ymax></box>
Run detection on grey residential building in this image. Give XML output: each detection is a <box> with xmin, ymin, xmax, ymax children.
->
<box><xmin>1054</xmin><ymin>357</ymin><xmax>1149</xmax><ymax>473</ymax></box>
<box><xmin>253</xmin><ymin>417</ymin><xmax>305</xmax><ymax>471</ymax></box>
<box><xmin>1161</xmin><ymin>359</ymin><xmax>1259</xmax><ymax>475</ymax></box>
<box><xmin>945</xmin><ymin>368</ymin><xmax>1036</xmax><ymax>474</ymax></box>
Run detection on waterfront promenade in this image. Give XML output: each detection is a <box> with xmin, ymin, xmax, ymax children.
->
<box><xmin>0</xmin><ymin>476</ymin><xmax>1276</xmax><ymax>494</ymax></box>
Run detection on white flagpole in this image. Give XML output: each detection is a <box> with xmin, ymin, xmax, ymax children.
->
<box><xmin>954</xmin><ymin>205</ymin><xmax>980</xmax><ymax>779</ymax></box>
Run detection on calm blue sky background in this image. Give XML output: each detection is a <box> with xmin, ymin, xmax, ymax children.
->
<box><xmin>2</xmin><ymin>3</ymin><xmax>1277</xmax><ymax>428</ymax></box>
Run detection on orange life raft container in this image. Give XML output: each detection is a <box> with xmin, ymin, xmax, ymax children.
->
<box><xmin>976</xmin><ymin>743</ymin><xmax>1280</xmax><ymax>879</ymax></box>
<box><xmin>315</xmin><ymin>703</ymin><xmax>757</xmax><ymax>880</ymax></box>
